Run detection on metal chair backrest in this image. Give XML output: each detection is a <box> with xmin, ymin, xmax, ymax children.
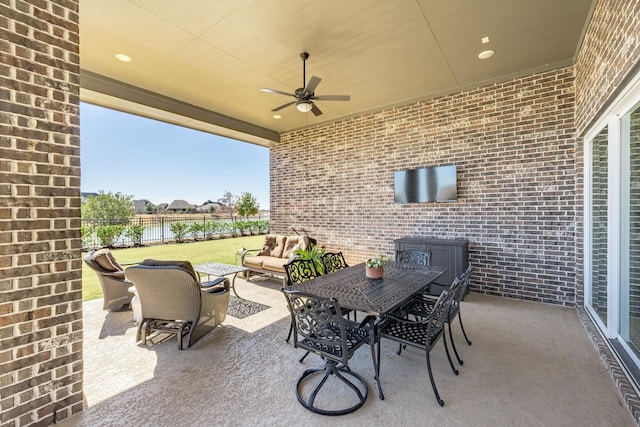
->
<box><xmin>282</xmin><ymin>289</ymin><xmax>352</xmax><ymax>366</ymax></box>
<box><xmin>425</xmin><ymin>287</ymin><xmax>455</xmax><ymax>346</ymax></box>
<box><xmin>395</xmin><ymin>249</ymin><xmax>431</xmax><ymax>266</ymax></box>
<box><xmin>284</xmin><ymin>258</ymin><xmax>320</xmax><ymax>287</ymax></box>
<box><xmin>321</xmin><ymin>252</ymin><xmax>349</xmax><ymax>274</ymax></box>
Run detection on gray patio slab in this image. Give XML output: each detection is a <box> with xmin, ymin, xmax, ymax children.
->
<box><xmin>60</xmin><ymin>276</ymin><xmax>635</xmax><ymax>426</ymax></box>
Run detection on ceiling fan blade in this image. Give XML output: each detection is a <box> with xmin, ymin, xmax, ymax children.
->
<box><xmin>261</xmin><ymin>88</ymin><xmax>296</xmax><ymax>97</ymax></box>
<box><xmin>313</xmin><ymin>95</ymin><xmax>350</xmax><ymax>101</ymax></box>
<box><xmin>271</xmin><ymin>101</ymin><xmax>296</xmax><ymax>112</ymax></box>
<box><xmin>311</xmin><ymin>103</ymin><xmax>323</xmax><ymax>116</ymax></box>
<box><xmin>303</xmin><ymin>76</ymin><xmax>322</xmax><ymax>96</ymax></box>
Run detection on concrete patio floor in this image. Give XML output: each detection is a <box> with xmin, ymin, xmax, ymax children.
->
<box><xmin>60</xmin><ymin>276</ymin><xmax>635</xmax><ymax>426</ymax></box>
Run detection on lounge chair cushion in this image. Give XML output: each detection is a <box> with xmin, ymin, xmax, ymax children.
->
<box><xmin>140</xmin><ymin>259</ymin><xmax>199</xmax><ymax>283</ymax></box>
<box><xmin>93</xmin><ymin>249</ymin><xmax>121</xmax><ymax>271</ymax></box>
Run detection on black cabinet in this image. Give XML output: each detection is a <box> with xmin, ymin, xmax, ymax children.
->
<box><xmin>394</xmin><ymin>237</ymin><xmax>469</xmax><ymax>295</ymax></box>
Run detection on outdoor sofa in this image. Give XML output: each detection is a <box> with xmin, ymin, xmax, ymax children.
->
<box><xmin>241</xmin><ymin>234</ymin><xmax>310</xmax><ymax>280</ymax></box>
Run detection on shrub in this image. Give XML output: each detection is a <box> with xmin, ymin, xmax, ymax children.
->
<box><xmin>96</xmin><ymin>224</ymin><xmax>125</xmax><ymax>248</ymax></box>
<box><xmin>188</xmin><ymin>222</ymin><xmax>205</xmax><ymax>241</ymax></box>
<box><xmin>125</xmin><ymin>224</ymin><xmax>145</xmax><ymax>247</ymax></box>
<box><xmin>169</xmin><ymin>222</ymin><xmax>190</xmax><ymax>243</ymax></box>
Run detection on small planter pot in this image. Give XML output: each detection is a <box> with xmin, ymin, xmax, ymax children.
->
<box><xmin>365</xmin><ymin>265</ymin><xmax>383</xmax><ymax>279</ymax></box>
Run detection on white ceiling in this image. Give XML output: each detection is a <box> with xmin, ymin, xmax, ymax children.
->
<box><xmin>79</xmin><ymin>0</ymin><xmax>595</xmax><ymax>146</ymax></box>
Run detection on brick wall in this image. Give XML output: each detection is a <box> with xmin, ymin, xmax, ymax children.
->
<box><xmin>0</xmin><ymin>1</ymin><xmax>82</xmax><ymax>426</ymax></box>
<box><xmin>272</xmin><ymin>66</ymin><xmax>577</xmax><ymax>306</ymax></box>
<box><xmin>575</xmin><ymin>0</ymin><xmax>640</xmax><ymax>136</ymax></box>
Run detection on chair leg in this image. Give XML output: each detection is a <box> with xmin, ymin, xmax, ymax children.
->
<box><xmin>299</xmin><ymin>351</ymin><xmax>310</xmax><ymax>363</ymax></box>
<box><xmin>296</xmin><ymin>362</ymin><xmax>368</xmax><ymax>415</ymax></box>
<box><xmin>397</xmin><ymin>343</ymin><xmax>403</xmax><ymax>355</ymax></box>
<box><xmin>448</xmin><ymin>322</ymin><xmax>464</xmax><ymax>366</ymax></box>
<box><xmin>286</xmin><ymin>320</ymin><xmax>293</xmax><ymax>343</ymax></box>
<box><xmin>458</xmin><ymin>311</ymin><xmax>472</xmax><ymax>345</ymax></box>
<box><xmin>442</xmin><ymin>333</ymin><xmax>459</xmax><ymax>375</ymax></box>
<box><xmin>426</xmin><ymin>352</ymin><xmax>444</xmax><ymax>407</ymax></box>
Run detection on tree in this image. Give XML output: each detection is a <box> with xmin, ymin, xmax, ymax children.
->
<box><xmin>218</xmin><ymin>191</ymin><xmax>238</xmax><ymax>219</ymax></box>
<box><xmin>236</xmin><ymin>192</ymin><xmax>259</xmax><ymax>219</ymax></box>
<box><xmin>81</xmin><ymin>191</ymin><xmax>135</xmax><ymax>224</ymax></box>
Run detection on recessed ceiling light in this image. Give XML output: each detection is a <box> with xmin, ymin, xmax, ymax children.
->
<box><xmin>481</xmin><ymin>36</ymin><xmax>490</xmax><ymax>44</ymax></box>
<box><xmin>478</xmin><ymin>50</ymin><xmax>494</xmax><ymax>59</ymax></box>
<box><xmin>115</xmin><ymin>53</ymin><xmax>132</xmax><ymax>62</ymax></box>
<box><xmin>273</xmin><ymin>114</ymin><xmax>282</xmax><ymax>119</ymax></box>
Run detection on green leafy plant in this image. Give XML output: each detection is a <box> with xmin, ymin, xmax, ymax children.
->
<box><xmin>293</xmin><ymin>245</ymin><xmax>326</xmax><ymax>274</ymax></box>
<box><xmin>169</xmin><ymin>222</ymin><xmax>189</xmax><ymax>243</ymax></box>
<box><xmin>96</xmin><ymin>224</ymin><xmax>125</xmax><ymax>248</ymax></box>
<box><xmin>188</xmin><ymin>222</ymin><xmax>205</xmax><ymax>241</ymax></box>
<box><xmin>236</xmin><ymin>192</ymin><xmax>259</xmax><ymax>219</ymax></box>
<box><xmin>125</xmin><ymin>224</ymin><xmax>145</xmax><ymax>247</ymax></box>
<box><xmin>366</xmin><ymin>255</ymin><xmax>389</xmax><ymax>269</ymax></box>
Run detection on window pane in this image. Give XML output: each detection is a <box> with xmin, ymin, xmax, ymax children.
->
<box><xmin>591</xmin><ymin>126</ymin><xmax>608</xmax><ymax>325</ymax></box>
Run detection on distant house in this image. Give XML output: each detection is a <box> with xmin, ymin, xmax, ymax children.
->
<box><xmin>166</xmin><ymin>199</ymin><xmax>194</xmax><ymax>214</ymax></box>
<box><xmin>196</xmin><ymin>200</ymin><xmax>225</xmax><ymax>214</ymax></box>
<box><xmin>156</xmin><ymin>203</ymin><xmax>168</xmax><ymax>212</ymax></box>
<box><xmin>133</xmin><ymin>199</ymin><xmax>153</xmax><ymax>214</ymax></box>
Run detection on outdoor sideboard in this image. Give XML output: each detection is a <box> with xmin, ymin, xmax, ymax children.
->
<box><xmin>394</xmin><ymin>236</ymin><xmax>468</xmax><ymax>295</ymax></box>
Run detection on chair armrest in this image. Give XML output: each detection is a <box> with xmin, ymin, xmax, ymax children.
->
<box><xmin>102</xmin><ymin>271</ymin><xmax>126</xmax><ymax>278</ymax></box>
<box><xmin>241</xmin><ymin>248</ymin><xmax>261</xmax><ymax>261</ymax></box>
<box><xmin>201</xmin><ymin>277</ymin><xmax>230</xmax><ymax>294</ymax></box>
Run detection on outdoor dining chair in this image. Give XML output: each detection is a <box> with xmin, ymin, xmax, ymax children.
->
<box><xmin>404</xmin><ymin>264</ymin><xmax>474</xmax><ymax>366</ymax></box>
<box><xmin>282</xmin><ymin>289</ymin><xmax>378</xmax><ymax>415</ymax></box>
<box><xmin>284</xmin><ymin>258</ymin><xmax>321</xmax><ymax>344</ymax></box>
<box><xmin>320</xmin><ymin>252</ymin><xmax>357</xmax><ymax>321</ymax></box>
<box><xmin>378</xmin><ymin>286</ymin><xmax>458</xmax><ymax>407</ymax></box>
<box><xmin>320</xmin><ymin>252</ymin><xmax>349</xmax><ymax>273</ymax></box>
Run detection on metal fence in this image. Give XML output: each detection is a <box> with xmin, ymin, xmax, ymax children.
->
<box><xmin>81</xmin><ymin>215</ymin><xmax>269</xmax><ymax>250</ymax></box>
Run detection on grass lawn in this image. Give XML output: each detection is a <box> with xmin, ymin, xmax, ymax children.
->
<box><xmin>83</xmin><ymin>235</ymin><xmax>265</xmax><ymax>302</ymax></box>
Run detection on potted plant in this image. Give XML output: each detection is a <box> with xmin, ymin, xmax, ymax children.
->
<box><xmin>365</xmin><ymin>255</ymin><xmax>388</xmax><ymax>279</ymax></box>
<box><xmin>292</xmin><ymin>245</ymin><xmax>326</xmax><ymax>274</ymax></box>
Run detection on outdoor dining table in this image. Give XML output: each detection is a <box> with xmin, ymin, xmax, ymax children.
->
<box><xmin>289</xmin><ymin>260</ymin><xmax>447</xmax><ymax>400</ymax></box>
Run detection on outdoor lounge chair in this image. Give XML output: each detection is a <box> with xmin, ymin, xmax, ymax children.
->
<box><xmin>84</xmin><ymin>248</ymin><xmax>134</xmax><ymax>311</ymax></box>
<box><xmin>125</xmin><ymin>260</ymin><xmax>230</xmax><ymax>350</ymax></box>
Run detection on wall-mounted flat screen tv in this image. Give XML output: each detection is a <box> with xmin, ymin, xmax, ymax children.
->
<box><xmin>394</xmin><ymin>165</ymin><xmax>457</xmax><ymax>203</ymax></box>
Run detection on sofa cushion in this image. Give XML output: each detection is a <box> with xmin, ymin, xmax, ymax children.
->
<box><xmin>271</xmin><ymin>235</ymin><xmax>287</xmax><ymax>258</ymax></box>
<box><xmin>282</xmin><ymin>236</ymin><xmax>301</xmax><ymax>259</ymax></box>
<box><xmin>261</xmin><ymin>256</ymin><xmax>289</xmax><ymax>273</ymax></box>
<box><xmin>243</xmin><ymin>255</ymin><xmax>266</xmax><ymax>269</ymax></box>
<box><xmin>257</xmin><ymin>234</ymin><xmax>277</xmax><ymax>256</ymax></box>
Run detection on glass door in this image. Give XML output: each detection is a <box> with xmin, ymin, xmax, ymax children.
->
<box><xmin>620</xmin><ymin>102</ymin><xmax>640</xmax><ymax>358</ymax></box>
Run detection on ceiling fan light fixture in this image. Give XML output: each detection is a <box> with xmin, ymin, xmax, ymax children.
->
<box><xmin>296</xmin><ymin>101</ymin><xmax>313</xmax><ymax>112</ymax></box>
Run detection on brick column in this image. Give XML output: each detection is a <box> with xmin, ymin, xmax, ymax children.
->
<box><xmin>0</xmin><ymin>1</ymin><xmax>82</xmax><ymax>425</ymax></box>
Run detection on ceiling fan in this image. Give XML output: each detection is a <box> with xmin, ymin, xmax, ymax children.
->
<box><xmin>261</xmin><ymin>52</ymin><xmax>350</xmax><ymax>116</ymax></box>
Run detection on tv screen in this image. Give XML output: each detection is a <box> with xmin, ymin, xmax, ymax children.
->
<box><xmin>394</xmin><ymin>165</ymin><xmax>457</xmax><ymax>203</ymax></box>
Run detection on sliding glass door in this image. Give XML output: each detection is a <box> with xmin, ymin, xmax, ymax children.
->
<box><xmin>620</xmin><ymin>102</ymin><xmax>640</xmax><ymax>359</ymax></box>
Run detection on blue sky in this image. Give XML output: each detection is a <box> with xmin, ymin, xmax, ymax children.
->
<box><xmin>80</xmin><ymin>103</ymin><xmax>270</xmax><ymax>209</ymax></box>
